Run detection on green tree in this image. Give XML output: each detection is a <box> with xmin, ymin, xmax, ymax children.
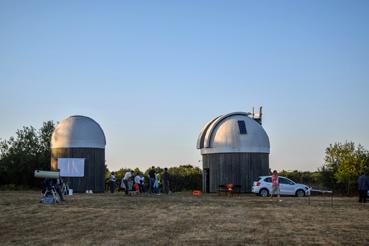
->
<box><xmin>168</xmin><ymin>165</ymin><xmax>202</xmax><ymax>192</ymax></box>
<box><xmin>279</xmin><ymin>170</ymin><xmax>320</xmax><ymax>187</ymax></box>
<box><xmin>0</xmin><ymin>121</ymin><xmax>55</xmax><ymax>188</ymax></box>
<box><xmin>322</xmin><ymin>142</ymin><xmax>369</xmax><ymax>194</ymax></box>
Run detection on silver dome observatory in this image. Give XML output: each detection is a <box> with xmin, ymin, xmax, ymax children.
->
<box><xmin>50</xmin><ymin>115</ymin><xmax>106</xmax><ymax>193</ymax></box>
<box><xmin>197</xmin><ymin>108</ymin><xmax>270</xmax><ymax>192</ymax></box>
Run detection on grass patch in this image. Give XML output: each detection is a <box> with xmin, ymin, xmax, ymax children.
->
<box><xmin>0</xmin><ymin>191</ymin><xmax>369</xmax><ymax>245</ymax></box>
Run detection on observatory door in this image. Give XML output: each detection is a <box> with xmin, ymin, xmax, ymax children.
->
<box><xmin>203</xmin><ymin>168</ymin><xmax>210</xmax><ymax>193</ymax></box>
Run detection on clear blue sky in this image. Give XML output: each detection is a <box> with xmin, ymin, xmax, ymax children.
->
<box><xmin>0</xmin><ymin>1</ymin><xmax>368</xmax><ymax>172</ymax></box>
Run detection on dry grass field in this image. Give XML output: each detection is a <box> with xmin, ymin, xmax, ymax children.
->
<box><xmin>1</xmin><ymin>191</ymin><xmax>369</xmax><ymax>245</ymax></box>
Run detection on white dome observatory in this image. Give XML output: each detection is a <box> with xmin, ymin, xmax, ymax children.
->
<box><xmin>197</xmin><ymin>109</ymin><xmax>270</xmax><ymax>192</ymax></box>
<box><xmin>51</xmin><ymin>115</ymin><xmax>106</xmax><ymax>149</ymax></box>
<box><xmin>51</xmin><ymin>115</ymin><xmax>106</xmax><ymax>193</ymax></box>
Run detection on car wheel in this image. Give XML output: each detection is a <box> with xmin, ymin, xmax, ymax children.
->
<box><xmin>259</xmin><ymin>188</ymin><xmax>269</xmax><ymax>197</ymax></box>
<box><xmin>296</xmin><ymin>189</ymin><xmax>305</xmax><ymax>197</ymax></box>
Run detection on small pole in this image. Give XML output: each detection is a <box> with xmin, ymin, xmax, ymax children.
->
<box><xmin>331</xmin><ymin>192</ymin><xmax>333</xmax><ymax>208</ymax></box>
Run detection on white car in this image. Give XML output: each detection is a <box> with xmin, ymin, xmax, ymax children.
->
<box><xmin>252</xmin><ymin>176</ymin><xmax>311</xmax><ymax>197</ymax></box>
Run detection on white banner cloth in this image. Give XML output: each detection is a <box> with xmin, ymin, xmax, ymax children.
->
<box><xmin>57</xmin><ymin>158</ymin><xmax>85</xmax><ymax>177</ymax></box>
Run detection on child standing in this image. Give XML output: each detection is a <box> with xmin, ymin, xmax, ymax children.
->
<box><xmin>270</xmin><ymin>170</ymin><xmax>281</xmax><ymax>201</ymax></box>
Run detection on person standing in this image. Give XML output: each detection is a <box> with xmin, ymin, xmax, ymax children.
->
<box><xmin>134</xmin><ymin>173</ymin><xmax>142</xmax><ymax>193</ymax></box>
<box><xmin>140</xmin><ymin>173</ymin><xmax>146</xmax><ymax>193</ymax></box>
<box><xmin>149</xmin><ymin>167</ymin><xmax>156</xmax><ymax>194</ymax></box>
<box><xmin>53</xmin><ymin>169</ymin><xmax>65</xmax><ymax>201</ymax></box>
<box><xmin>155</xmin><ymin>171</ymin><xmax>161</xmax><ymax>194</ymax></box>
<box><xmin>357</xmin><ymin>172</ymin><xmax>369</xmax><ymax>203</ymax></box>
<box><xmin>120</xmin><ymin>176</ymin><xmax>126</xmax><ymax>193</ymax></box>
<box><xmin>123</xmin><ymin>170</ymin><xmax>132</xmax><ymax>195</ymax></box>
<box><xmin>56</xmin><ymin>176</ymin><xmax>65</xmax><ymax>201</ymax></box>
<box><xmin>162</xmin><ymin>168</ymin><xmax>170</xmax><ymax>194</ymax></box>
<box><xmin>270</xmin><ymin>170</ymin><xmax>281</xmax><ymax>201</ymax></box>
<box><xmin>110</xmin><ymin>172</ymin><xmax>116</xmax><ymax>193</ymax></box>
<box><xmin>128</xmin><ymin>173</ymin><xmax>134</xmax><ymax>191</ymax></box>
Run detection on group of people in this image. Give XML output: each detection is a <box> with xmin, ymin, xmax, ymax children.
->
<box><xmin>109</xmin><ymin>167</ymin><xmax>170</xmax><ymax>195</ymax></box>
<box><xmin>148</xmin><ymin>167</ymin><xmax>170</xmax><ymax>195</ymax></box>
<box><xmin>120</xmin><ymin>170</ymin><xmax>145</xmax><ymax>195</ymax></box>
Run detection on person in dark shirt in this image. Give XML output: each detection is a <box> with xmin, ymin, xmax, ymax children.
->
<box><xmin>357</xmin><ymin>172</ymin><xmax>369</xmax><ymax>203</ymax></box>
<box><xmin>55</xmin><ymin>177</ymin><xmax>65</xmax><ymax>201</ymax></box>
<box><xmin>42</xmin><ymin>178</ymin><xmax>52</xmax><ymax>194</ymax></box>
<box><xmin>149</xmin><ymin>166</ymin><xmax>156</xmax><ymax>194</ymax></box>
<box><xmin>162</xmin><ymin>168</ymin><xmax>170</xmax><ymax>194</ymax></box>
<box><xmin>139</xmin><ymin>173</ymin><xmax>146</xmax><ymax>193</ymax></box>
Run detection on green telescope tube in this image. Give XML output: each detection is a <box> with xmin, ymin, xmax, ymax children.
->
<box><xmin>34</xmin><ymin>170</ymin><xmax>60</xmax><ymax>179</ymax></box>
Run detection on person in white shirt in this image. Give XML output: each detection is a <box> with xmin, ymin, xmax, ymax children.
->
<box><xmin>133</xmin><ymin>173</ymin><xmax>145</xmax><ymax>193</ymax></box>
<box><xmin>110</xmin><ymin>172</ymin><xmax>116</xmax><ymax>193</ymax></box>
<box><xmin>134</xmin><ymin>175</ymin><xmax>141</xmax><ymax>186</ymax></box>
<box><xmin>123</xmin><ymin>170</ymin><xmax>132</xmax><ymax>195</ymax></box>
<box><xmin>120</xmin><ymin>176</ymin><xmax>126</xmax><ymax>192</ymax></box>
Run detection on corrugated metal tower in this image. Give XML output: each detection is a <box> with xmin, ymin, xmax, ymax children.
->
<box><xmin>197</xmin><ymin>109</ymin><xmax>270</xmax><ymax>192</ymax></box>
<box><xmin>50</xmin><ymin>115</ymin><xmax>106</xmax><ymax>193</ymax></box>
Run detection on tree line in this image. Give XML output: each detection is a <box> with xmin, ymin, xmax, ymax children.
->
<box><xmin>1</xmin><ymin>121</ymin><xmax>368</xmax><ymax>194</ymax></box>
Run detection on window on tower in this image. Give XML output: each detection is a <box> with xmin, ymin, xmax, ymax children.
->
<box><xmin>237</xmin><ymin>120</ymin><xmax>247</xmax><ymax>134</ymax></box>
